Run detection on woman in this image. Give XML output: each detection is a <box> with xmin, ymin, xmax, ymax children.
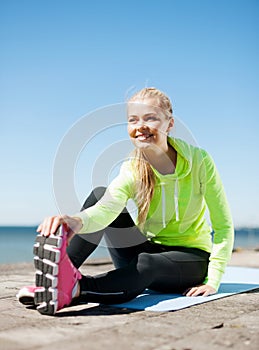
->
<box><xmin>18</xmin><ymin>87</ymin><xmax>234</xmax><ymax>315</ymax></box>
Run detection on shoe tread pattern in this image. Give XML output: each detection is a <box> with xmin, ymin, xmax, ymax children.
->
<box><xmin>33</xmin><ymin>234</ymin><xmax>61</xmax><ymax>315</ymax></box>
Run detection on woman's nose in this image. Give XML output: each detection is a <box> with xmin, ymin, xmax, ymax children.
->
<box><xmin>136</xmin><ymin>120</ymin><xmax>148</xmax><ymax>130</ymax></box>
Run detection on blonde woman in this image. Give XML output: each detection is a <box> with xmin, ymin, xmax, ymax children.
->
<box><xmin>18</xmin><ymin>88</ymin><xmax>234</xmax><ymax>315</ymax></box>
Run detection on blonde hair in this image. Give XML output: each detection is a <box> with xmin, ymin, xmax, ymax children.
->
<box><xmin>128</xmin><ymin>87</ymin><xmax>173</xmax><ymax>228</ymax></box>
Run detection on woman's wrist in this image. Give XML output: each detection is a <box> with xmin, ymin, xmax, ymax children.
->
<box><xmin>72</xmin><ymin>211</ymin><xmax>89</xmax><ymax>234</ymax></box>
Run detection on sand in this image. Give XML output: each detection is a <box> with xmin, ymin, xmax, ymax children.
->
<box><xmin>0</xmin><ymin>249</ymin><xmax>259</xmax><ymax>350</ymax></box>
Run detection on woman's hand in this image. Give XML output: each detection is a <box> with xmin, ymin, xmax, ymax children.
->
<box><xmin>184</xmin><ymin>284</ymin><xmax>216</xmax><ymax>297</ymax></box>
<box><xmin>36</xmin><ymin>215</ymin><xmax>83</xmax><ymax>243</ymax></box>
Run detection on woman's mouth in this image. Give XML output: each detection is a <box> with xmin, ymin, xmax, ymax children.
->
<box><xmin>135</xmin><ymin>133</ymin><xmax>153</xmax><ymax>141</ymax></box>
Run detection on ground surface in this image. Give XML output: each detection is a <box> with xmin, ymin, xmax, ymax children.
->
<box><xmin>0</xmin><ymin>250</ymin><xmax>259</xmax><ymax>350</ymax></box>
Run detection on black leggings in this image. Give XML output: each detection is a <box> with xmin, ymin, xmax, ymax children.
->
<box><xmin>67</xmin><ymin>187</ymin><xmax>210</xmax><ymax>304</ymax></box>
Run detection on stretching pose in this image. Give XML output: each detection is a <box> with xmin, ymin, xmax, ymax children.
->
<box><xmin>18</xmin><ymin>87</ymin><xmax>234</xmax><ymax>315</ymax></box>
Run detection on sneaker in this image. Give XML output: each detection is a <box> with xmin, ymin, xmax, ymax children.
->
<box><xmin>16</xmin><ymin>285</ymin><xmax>44</xmax><ymax>307</ymax></box>
<box><xmin>33</xmin><ymin>224</ymin><xmax>82</xmax><ymax>315</ymax></box>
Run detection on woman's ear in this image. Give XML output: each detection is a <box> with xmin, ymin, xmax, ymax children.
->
<box><xmin>167</xmin><ymin>117</ymin><xmax>174</xmax><ymax>133</ymax></box>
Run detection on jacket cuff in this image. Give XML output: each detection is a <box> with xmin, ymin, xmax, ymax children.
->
<box><xmin>72</xmin><ymin>211</ymin><xmax>89</xmax><ymax>234</ymax></box>
<box><xmin>203</xmin><ymin>268</ymin><xmax>224</xmax><ymax>292</ymax></box>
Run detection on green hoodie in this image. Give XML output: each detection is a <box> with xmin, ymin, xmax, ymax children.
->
<box><xmin>75</xmin><ymin>137</ymin><xmax>234</xmax><ymax>291</ymax></box>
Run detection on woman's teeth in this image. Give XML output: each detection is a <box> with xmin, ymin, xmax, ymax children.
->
<box><xmin>137</xmin><ymin>134</ymin><xmax>152</xmax><ymax>140</ymax></box>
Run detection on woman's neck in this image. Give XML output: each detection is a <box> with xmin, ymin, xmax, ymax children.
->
<box><xmin>143</xmin><ymin>144</ymin><xmax>177</xmax><ymax>175</ymax></box>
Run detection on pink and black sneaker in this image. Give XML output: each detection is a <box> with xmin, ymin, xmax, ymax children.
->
<box><xmin>33</xmin><ymin>224</ymin><xmax>82</xmax><ymax>315</ymax></box>
<box><xmin>16</xmin><ymin>285</ymin><xmax>44</xmax><ymax>307</ymax></box>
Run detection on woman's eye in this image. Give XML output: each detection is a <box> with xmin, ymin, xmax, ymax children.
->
<box><xmin>146</xmin><ymin>116</ymin><xmax>157</xmax><ymax>121</ymax></box>
<box><xmin>128</xmin><ymin>118</ymin><xmax>137</xmax><ymax>123</ymax></box>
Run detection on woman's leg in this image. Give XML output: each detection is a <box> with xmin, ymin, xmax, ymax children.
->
<box><xmin>78</xmin><ymin>247</ymin><xmax>210</xmax><ymax>304</ymax></box>
<box><xmin>67</xmin><ymin>187</ymin><xmax>107</xmax><ymax>268</ymax></box>
<box><xmin>67</xmin><ymin>186</ymin><xmax>147</xmax><ymax>269</ymax></box>
<box><xmin>105</xmin><ymin>225</ymin><xmax>148</xmax><ymax>268</ymax></box>
<box><xmin>147</xmin><ymin>247</ymin><xmax>210</xmax><ymax>293</ymax></box>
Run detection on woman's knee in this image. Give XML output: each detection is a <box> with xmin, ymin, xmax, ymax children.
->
<box><xmin>81</xmin><ymin>187</ymin><xmax>107</xmax><ymax>210</ymax></box>
<box><xmin>137</xmin><ymin>252</ymin><xmax>154</xmax><ymax>272</ymax></box>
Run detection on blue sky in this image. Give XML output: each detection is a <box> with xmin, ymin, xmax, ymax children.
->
<box><xmin>0</xmin><ymin>0</ymin><xmax>258</xmax><ymax>227</ymax></box>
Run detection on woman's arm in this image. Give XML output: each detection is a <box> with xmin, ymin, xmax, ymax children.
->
<box><xmin>199</xmin><ymin>150</ymin><xmax>234</xmax><ymax>291</ymax></box>
<box><xmin>37</xmin><ymin>161</ymin><xmax>134</xmax><ymax>238</ymax></box>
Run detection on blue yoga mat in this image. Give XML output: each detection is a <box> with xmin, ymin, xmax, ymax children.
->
<box><xmin>112</xmin><ymin>266</ymin><xmax>259</xmax><ymax>312</ymax></box>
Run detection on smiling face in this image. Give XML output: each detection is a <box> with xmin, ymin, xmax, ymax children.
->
<box><xmin>127</xmin><ymin>98</ymin><xmax>174</xmax><ymax>151</ymax></box>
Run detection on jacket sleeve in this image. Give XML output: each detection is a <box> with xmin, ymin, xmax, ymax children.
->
<box><xmin>73</xmin><ymin>161</ymin><xmax>134</xmax><ymax>234</ymax></box>
<box><xmin>200</xmin><ymin>150</ymin><xmax>234</xmax><ymax>291</ymax></box>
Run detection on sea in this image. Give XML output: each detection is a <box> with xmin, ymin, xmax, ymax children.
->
<box><xmin>0</xmin><ymin>226</ymin><xmax>259</xmax><ymax>264</ymax></box>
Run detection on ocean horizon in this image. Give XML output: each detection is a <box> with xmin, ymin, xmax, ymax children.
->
<box><xmin>0</xmin><ymin>226</ymin><xmax>259</xmax><ymax>265</ymax></box>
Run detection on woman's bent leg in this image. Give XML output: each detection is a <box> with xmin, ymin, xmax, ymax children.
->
<box><xmin>148</xmin><ymin>248</ymin><xmax>210</xmax><ymax>293</ymax></box>
<box><xmin>68</xmin><ymin>186</ymin><xmax>148</xmax><ymax>269</ymax></box>
<box><xmin>67</xmin><ymin>187</ymin><xmax>107</xmax><ymax>268</ymax></box>
<box><xmin>78</xmin><ymin>247</ymin><xmax>210</xmax><ymax>304</ymax></box>
<box><xmin>105</xmin><ymin>225</ymin><xmax>148</xmax><ymax>268</ymax></box>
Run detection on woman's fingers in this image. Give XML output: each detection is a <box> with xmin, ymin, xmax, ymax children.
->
<box><xmin>37</xmin><ymin>216</ymin><xmax>62</xmax><ymax>237</ymax></box>
<box><xmin>36</xmin><ymin>215</ymin><xmax>83</xmax><ymax>238</ymax></box>
<box><xmin>184</xmin><ymin>284</ymin><xmax>216</xmax><ymax>297</ymax></box>
<box><xmin>36</xmin><ymin>223</ymin><xmax>42</xmax><ymax>232</ymax></box>
<box><xmin>43</xmin><ymin>217</ymin><xmax>56</xmax><ymax>236</ymax></box>
<box><xmin>50</xmin><ymin>216</ymin><xmax>64</xmax><ymax>235</ymax></box>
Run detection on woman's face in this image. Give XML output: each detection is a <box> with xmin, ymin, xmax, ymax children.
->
<box><xmin>127</xmin><ymin>98</ymin><xmax>173</xmax><ymax>150</ymax></box>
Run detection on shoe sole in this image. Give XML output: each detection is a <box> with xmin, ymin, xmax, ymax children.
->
<box><xmin>18</xmin><ymin>295</ymin><xmax>35</xmax><ymax>306</ymax></box>
<box><xmin>33</xmin><ymin>234</ymin><xmax>62</xmax><ymax>315</ymax></box>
